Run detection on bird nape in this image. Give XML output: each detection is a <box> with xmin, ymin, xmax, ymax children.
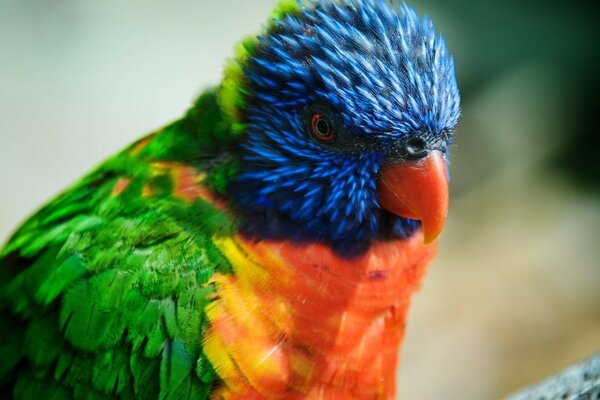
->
<box><xmin>0</xmin><ymin>0</ymin><xmax>459</xmax><ymax>399</ymax></box>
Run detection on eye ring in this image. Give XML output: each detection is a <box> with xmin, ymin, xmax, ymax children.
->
<box><xmin>310</xmin><ymin>113</ymin><xmax>335</xmax><ymax>142</ymax></box>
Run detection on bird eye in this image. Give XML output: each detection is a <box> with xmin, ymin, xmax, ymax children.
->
<box><xmin>310</xmin><ymin>113</ymin><xmax>335</xmax><ymax>142</ymax></box>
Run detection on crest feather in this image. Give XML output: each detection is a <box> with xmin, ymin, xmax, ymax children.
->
<box><xmin>218</xmin><ymin>0</ymin><xmax>304</xmax><ymax>134</ymax></box>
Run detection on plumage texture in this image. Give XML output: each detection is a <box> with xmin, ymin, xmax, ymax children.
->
<box><xmin>233</xmin><ymin>0</ymin><xmax>459</xmax><ymax>251</ymax></box>
<box><xmin>0</xmin><ymin>106</ymin><xmax>233</xmax><ymax>399</ymax></box>
<box><xmin>0</xmin><ymin>0</ymin><xmax>459</xmax><ymax>399</ymax></box>
<box><xmin>203</xmin><ymin>232</ymin><xmax>435</xmax><ymax>399</ymax></box>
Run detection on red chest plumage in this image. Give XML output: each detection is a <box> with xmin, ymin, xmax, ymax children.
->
<box><xmin>204</xmin><ymin>232</ymin><xmax>435</xmax><ymax>399</ymax></box>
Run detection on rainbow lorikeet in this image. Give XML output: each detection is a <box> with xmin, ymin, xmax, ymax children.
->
<box><xmin>0</xmin><ymin>0</ymin><xmax>460</xmax><ymax>399</ymax></box>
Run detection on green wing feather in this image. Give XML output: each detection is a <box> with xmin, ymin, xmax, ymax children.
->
<box><xmin>0</xmin><ymin>89</ymin><xmax>235</xmax><ymax>399</ymax></box>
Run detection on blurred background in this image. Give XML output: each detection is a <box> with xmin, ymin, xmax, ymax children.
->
<box><xmin>0</xmin><ymin>0</ymin><xmax>598</xmax><ymax>398</ymax></box>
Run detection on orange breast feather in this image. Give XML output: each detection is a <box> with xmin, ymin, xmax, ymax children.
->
<box><xmin>204</xmin><ymin>232</ymin><xmax>435</xmax><ymax>400</ymax></box>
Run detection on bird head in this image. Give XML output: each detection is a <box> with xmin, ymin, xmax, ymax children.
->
<box><xmin>223</xmin><ymin>0</ymin><xmax>460</xmax><ymax>253</ymax></box>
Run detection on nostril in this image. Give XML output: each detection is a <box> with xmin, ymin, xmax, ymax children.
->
<box><xmin>405</xmin><ymin>137</ymin><xmax>428</xmax><ymax>157</ymax></box>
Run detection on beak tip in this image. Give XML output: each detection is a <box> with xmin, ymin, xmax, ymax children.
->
<box><xmin>422</xmin><ymin>225</ymin><xmax>443</xmax><ymax>245</ymax></box>
<box><xmin>423</xmin><ymin>236</ymin><xmax>435</xmax><ymax>246</ymax></box>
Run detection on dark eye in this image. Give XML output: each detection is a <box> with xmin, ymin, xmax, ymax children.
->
<box><xmin>310</xmin><ymin>113</ymin><xmax>335</xmax><ymax>142</ymax></box>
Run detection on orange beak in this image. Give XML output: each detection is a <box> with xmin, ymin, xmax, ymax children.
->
<box><xmin>377</xmin><ymin>151</ymin><xmax>449</xmax><ymax>244</ymax></box>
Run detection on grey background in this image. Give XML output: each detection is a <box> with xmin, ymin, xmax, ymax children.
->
<box><xmin>1</xmin><ymin>1</ymin><xmax>599</xmax><ymax>399</ymax></box>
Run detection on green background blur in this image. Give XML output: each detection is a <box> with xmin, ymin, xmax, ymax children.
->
<box><xmin>0</xmin><ymin>1</ymin><xmax>598</xmax><ymax>398</ymax></box>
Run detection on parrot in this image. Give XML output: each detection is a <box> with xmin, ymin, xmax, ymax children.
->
<box><xmin>0</xmin><ymin>0</ymin><xmax>460</xmax><ymax>399</ymax></box>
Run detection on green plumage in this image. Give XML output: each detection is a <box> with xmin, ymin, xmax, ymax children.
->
<box><xmin>0</xmin><ymin>1</ymin><xmax>294</xmax><ymax>393</ymax></box>
<box><xmin>0</xmin><ymin>89</ymin><xmax>236</xmax><ymax>399</ymax></box>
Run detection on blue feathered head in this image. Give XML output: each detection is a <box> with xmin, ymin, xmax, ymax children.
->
<box><xmin>227</xmin><ymin>0</ymin><xmax>460</xmax><ymax>254</ymax></box>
